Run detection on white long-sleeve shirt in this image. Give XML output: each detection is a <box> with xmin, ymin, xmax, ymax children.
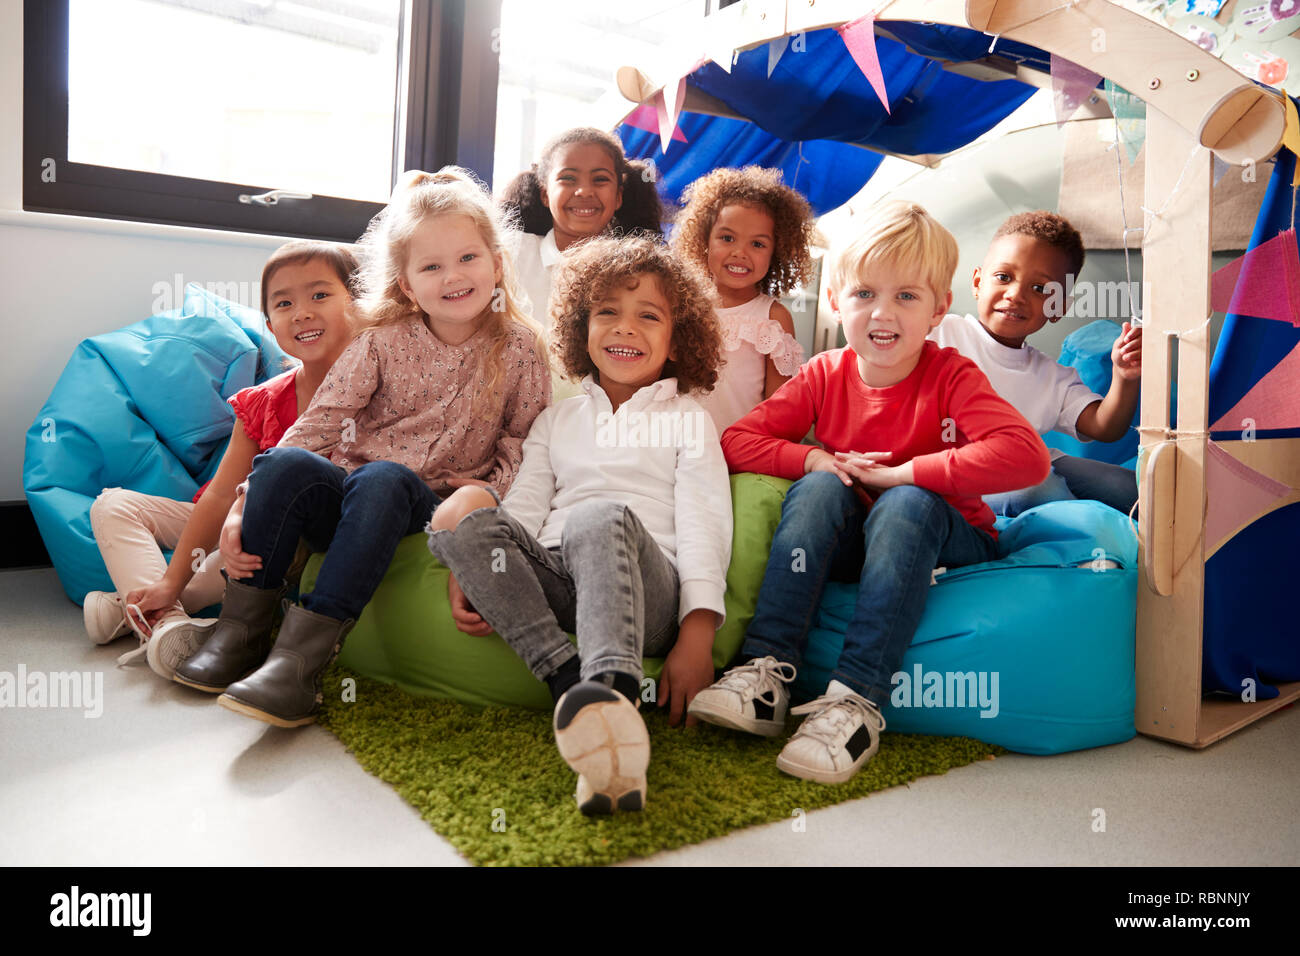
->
<box><xmin>502</xmin><ymin>375</ymin><xmax>733</xmax><ymax>627</ymax></box>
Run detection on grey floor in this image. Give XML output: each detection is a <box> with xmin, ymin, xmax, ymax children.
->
<box><xmin>2</xmin><ymin>566</ymin><xmax>1298</xmax><ymax>867</ymax></box>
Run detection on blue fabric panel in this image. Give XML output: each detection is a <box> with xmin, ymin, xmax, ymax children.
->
<box><xmin>619</xmin><ymin>113</ymin><xmax>883</xmax><ymax>215</ymax></box>
<box><xmin>1209</xmin><ymin>144</ymin><xmax>1300</xmax><ymax>440</ymax></box>
<box><xmin>794</xmin><ymin>500</ymin><xmax>1138</xmax><ymax>754</ymax></box>
<box><xmin>1203</xmin><ymin>501</ymin><xmax>1300</xmax><ymax>699</ymax></box>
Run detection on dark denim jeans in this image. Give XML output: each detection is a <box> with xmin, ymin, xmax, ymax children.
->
<box><xmin>983</xmin><ymin>453</ymin><xmax>1137</xmax><ymax>517</ymax></box>
<box><xmin>741</xmin><ymin>472</ymin><xmax>997</xmax><ymax>708</ymax></box>
<box><xmin>239</xmin><ymin>446</ymin><xmax>441</xmax><ymax>622</ymax></box>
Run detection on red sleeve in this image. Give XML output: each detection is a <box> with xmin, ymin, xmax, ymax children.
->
<box><xmin>909</xmin><ymin>358</ymin><xmax>1051</xmax><ymax>496</ymax></box>
<box><xmin>228</xmin><ymin>383</ymin><xmax>271</xmax><ymax>447</ymax></box>
<box><xmin>720</xmin><ymin>358</ymin><xmax>822</xmax><ymax>478</ymax></box>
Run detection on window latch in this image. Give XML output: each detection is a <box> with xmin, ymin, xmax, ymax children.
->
<box><xmin>238</xmin><ymin>189</ymin><xmax>313</xmax><ymax>207</ymax></box>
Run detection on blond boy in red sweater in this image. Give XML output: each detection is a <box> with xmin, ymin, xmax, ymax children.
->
<box><xmin>689</xmin><ymin>201</ymin><xmax>1050</xmax><ymax>783</ymax></box>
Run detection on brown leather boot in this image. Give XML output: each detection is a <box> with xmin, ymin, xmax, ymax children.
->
<box><xmin>173</xmin><ymin>579</ymin><xmax>284</xmax><ymax>693</ymax></box>
<box><xmin>217</xmin><ymin>603</ymin><xmax>354</xmax><ymax>727</ymax></box>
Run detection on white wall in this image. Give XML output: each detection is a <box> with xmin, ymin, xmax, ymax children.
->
<box><xmin>0</xmin><ymin>1</ymin><xmax>287</xmax><ymax>501</ymax></box>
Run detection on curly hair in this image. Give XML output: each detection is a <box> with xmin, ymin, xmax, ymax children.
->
<box><xmin>994</xmin><ymin>211</ymin><xmax>1086</xmax><ymax>276</ymax></box>
<box><xmin>498</xmin><ymin>127</ymin><xmax>664</xmax><ymax>239</ymax></box>
<box><xmin>671</xmin><ymin>166</ymin><xmax>817</xmax><ymax>297</ymax></box>
<box><xmin>352</xmin><ymin>166</ymin><xmax>548</xmax><ymax>417</ymax></box>
<box><xmin>549</xmin><ymin>236</ymin><xmax>722</xmax><ymax>395</ymax></box>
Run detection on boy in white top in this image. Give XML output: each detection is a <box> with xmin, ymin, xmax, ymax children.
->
<box><xmin>426</xmin><ymin>237</ymin><xmax>730</xmax><ymax>816</ymax></box>
<box><xmin>931</xmin><ymin>211</ymin><xmax>1142</xmax><ymax>516</ymax></box>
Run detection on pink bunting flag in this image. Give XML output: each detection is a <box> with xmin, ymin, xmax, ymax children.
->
<box><xmin>1204</xmin><ymin>441</ymin><xmax>1294</xmax><ymax>552</ymax></box>
<box><xmin>1210</xmin><ymin>339</ymin><xmax>1300</xmax><ymax>432</ymax></box>
<box><xmin>1051</xmin><ymin>54</ymin><xmax>1101</xmax><ymax>127</ymax></box>
<box><xmin>838</xmin><ymin>15</ymin><xmax>890</xmax><ymax>114</ymax></box>
<box><xmin>655</xmin><ymin>75</ymin><xmax>687</xmax><ymax>153</ymax></box>
<box><xmin>1210</xmin><ymin>228</ymin><xmax>1300</xmax><ymax>326</ymax></box>
<box><xmin>623</xmin><ymin>103</ymin><xmax>687</xmax><ymax>144</ymax></box>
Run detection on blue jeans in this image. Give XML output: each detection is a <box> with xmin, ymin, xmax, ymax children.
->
<box><xmin>741</xmin><ymin>473</ymin><xmax>997</xmax><ymax>708</ymax></box>
<box><xmin>428</xmin><ymin>499</ymin><xmax>679</xmax><ymax>682</ymax></box>
<box><xmin>983</xmin><ymin>454</ymin><xmax>1137</xmax><ymax>518</ymax></box>
<box><xmin>239</xmin><ymin>446</ymin><xmax>441</xmax><ymax>621</ymax></box>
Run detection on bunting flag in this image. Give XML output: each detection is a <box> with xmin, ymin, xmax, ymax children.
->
<box><xmin>1105</xmin><ymin>80</ymin><xmax>1146</xmax><ymax>164</ymax></box>
<box><xmin>838</xmin><ymin>15</ymin><xmax>890</xmax><ymax>113</ymax></box>
<box><xmin>1204</xmin><ymin>441</ymin><xmax>1294</xmax><ymax>554</ymax></box>
<box><xmin>1210</xmin><ymin>227</ymin><xmax>1300</xmax><ymax>326</ymax></box>
<box><xmin>1212</xmin><ymin>153</ymin><xmax>1230</xmax><ymax>187</ymax></box>
<box><xmin>623</xmin><ymin>102</ymin><xmax>687</xmax><ymax>144</ymax></box>
<box><xmin>654</xmin><ymin>77</ymin><xmax>687</xmax><ymax>153</ymax></box>
<box><xmin>1052</xmin><ymin>54</ymin><xmax>1101</xmax><ymax>128</ymax></box>
<box><xmin>767</xmin><ymin>35</ymin><xmax>789</xmax><ymax>77</ymax></box>
<box><xmin>1210</xmin><ymin>339</ymin><xmax>1300</xmax><ymax>432</ymax></box>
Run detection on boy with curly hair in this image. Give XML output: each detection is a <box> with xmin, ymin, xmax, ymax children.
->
<box><xmin>690</xmin><ymin>201</ymin><xmax>1050</xmax><ymax>784</ymax></box>
<box><xmin>426</xmin><ymin>236</ymin><xmax>731</xmax><ymax>814</ymax></box>
<box><xmin>931</xmin><ymin>211</ymin><xmax>1142</xmax><ymax>516</ymax></box>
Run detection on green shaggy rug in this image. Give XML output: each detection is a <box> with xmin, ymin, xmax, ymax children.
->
<box><xmin>317</xmin><ymin>667</ymin><xmax>1003</xmax><ymax>867</ymax></box>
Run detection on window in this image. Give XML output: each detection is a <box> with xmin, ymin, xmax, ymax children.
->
<box><xmin>24</xmin><ymin>0</ymin><xmax>502</xmax><ymax>241</ymax></box>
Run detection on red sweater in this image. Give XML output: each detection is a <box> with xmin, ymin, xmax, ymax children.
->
<box><xmin>721</xmin><ymin>342</ymin><xmax>1050</xmax><ymax>536</ymax></box>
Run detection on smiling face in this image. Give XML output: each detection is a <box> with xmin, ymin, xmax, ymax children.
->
<box><xmin>973</xmin><ymin>233</ymin><xmax>1073</xmax><ymax>348</ymax></box>
<box><xmin>540</xmin><ymin>142</ymin><xmax>624</xmax><ymax>250</ymax></box>
<box><xmin>830</xmin><ymin>259</ymin><xmax>951</xmax><ymax>387</ymax></box>
<box><xmin>705</xmin><ymin>203</ymin><xmax>775</xmax><ymax>307</ymax></box>
<box><xmin>264</xmin><ymin>258</ymin><xmax>354</xmax><ymax>368</ymax></box>
<box><xmin>398</xmin><ymin>214</ymin><xmax>501</xmax><ymax>345</ymax></box>
<box><xmin>586</xmin><ymin>272</ymin><xmax>676</xmax><ymax>409</ymax></box>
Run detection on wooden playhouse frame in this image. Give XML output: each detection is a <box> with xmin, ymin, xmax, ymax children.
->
<box><xmin>611</xmin><ymin>0</ymin><xmax>1300</xmax><ymax>748</ymax></box>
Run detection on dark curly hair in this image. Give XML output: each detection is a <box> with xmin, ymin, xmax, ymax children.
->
<box><xmin>672</xmin><ymin>166</ymin><xmax>817</xmax><ymax>296</ymax></box>
<box><xmin>994</xmin><ymin>211</ymin><xmax>1085</xmax><ymax>276</ymax></box>
<box><xmin>498</xmin><ymin>127</ymin><xmax>664</xmax><ymax>239</ymax></box>
<box><xmin>549</xmin><ymin>236</ymin><xmax>722</xmax><ymax>395</ymax></box>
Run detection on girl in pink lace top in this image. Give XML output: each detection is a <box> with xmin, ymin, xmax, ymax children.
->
<box><xmin>672</xmin><ymin>166</ymin><xmax>816</xmax><ymax>431</ymax></box>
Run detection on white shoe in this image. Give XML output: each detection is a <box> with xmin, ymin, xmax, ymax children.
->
<box><xmin>776</xmin><ymin>691</ymin><xmax>886</xmax><ymax>785</ymax></box>
<box><xmin>553</xmin><ymin>681</ymin><xmax>649</xmax><ymax>814</ymax></box>
<box><xmin>83</xmin><ymin>591</ymin><xmax>131</xmax><ymax>644</ymax></box>
<box><xmin>145</xmin><ymin>617</ymin><xmax>218</xmax><ymax>681</ymax></box>
<box><xmin>688</xmin><ymin>656</ymin><xmax>797</xmax><ymax>737</ymax></box>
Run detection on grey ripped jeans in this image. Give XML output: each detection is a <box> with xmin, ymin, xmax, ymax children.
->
<box><xmin>427</xmin><ymin>497</ymin><xmax>680</xmax><ymax>683</ymax></box>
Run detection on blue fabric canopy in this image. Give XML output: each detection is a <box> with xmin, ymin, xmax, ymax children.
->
<box><xmin>618</xmin><ymin>24</ymin><xmax>1039</xmax><ymax>213</ymax></box>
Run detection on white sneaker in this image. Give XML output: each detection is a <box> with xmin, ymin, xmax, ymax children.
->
<box><xmin>553</xmin><ymin>681</ymin><xmax>649</xmax><ymax>814</ymax></box>
<box><xmin>83</xmin><ymin>591</ymin><xmax>131</xmax><ymax>644</ymax></box>
<box><xmin>688</xmin><ymin>656</ymin><xmax>797</xmax><ymax>737</ymax></box>
<box><xmin>144</xmin><ymin>617</ymin><xmax>218</xmax><ymax>681</ymax></box>
<box><xmin>776</xmin><ymin>691</ymin><xmax>886</xmax><ymax>785</ymax></box>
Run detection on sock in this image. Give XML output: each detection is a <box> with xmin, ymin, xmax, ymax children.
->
<box><xmin>545</xmin><ymin>656</ymin><xmax>582</xmax><ymax>703</ymax></box>
<box><xmin>592</xmin><ymin>670</ymin><xmax>641</xmax><ymax>705</ymax></box>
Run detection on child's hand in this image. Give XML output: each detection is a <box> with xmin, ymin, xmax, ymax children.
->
<box><xmin>1111</xmin><ymin>322</ymin><xmax>1143</xmax><ymax>381</ymax></box>
<box><xmin>834</xmin><ymin>451</ymin><xmax>909</xmax><ymax>490</ymax></box>
<box><xmin>448</xmin><ymin>572</ymin><xmax>492</xmax><ymax>636</ymax></box>
<box><xmin>804</xmin><ymin>448</ymin><xmax>854</xmax><ymax>486</ymax></box>
<box><xmin>658</xmin><ymin>610</ymin><xmax>716</xmax><ymax>727</ymax></box>
<box><xmin>219</xmin><ymin>511</ymin><xmax>262</xmax><ymax>580</ymax></box>
<box><xmin>124</xmin><ymin>579</ymin><xmax>184</xmax><ymax>628</ymax></box>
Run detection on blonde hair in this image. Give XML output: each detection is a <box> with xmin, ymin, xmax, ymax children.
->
<box><xmin>353</xmin><ymin>166</ymin><xmax>548</xmax><ymax>415</ymax></box>
<box><xmin>827</xmin><ymin>200</ymin><xmax>958</xmax><ymax>303</ymax></box>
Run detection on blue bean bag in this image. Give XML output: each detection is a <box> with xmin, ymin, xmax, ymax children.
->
<box><xmin>310</xmin><ymin>475</ymin><xmax>1136</xmax><ymax>755</ymax></box>
<box><xmin>23</xmin><ymin>285</ymin><xmax>290</xmax><ymax>603</ymax></box>
<box><xmin>1043</xmin><ymin>319</ymin><xmax>1139</xmax><ymax>468</ymax></box>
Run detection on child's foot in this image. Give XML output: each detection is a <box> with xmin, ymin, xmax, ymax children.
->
<box><xmin>83</xmin><ymin>591</ymin><xmax>131</xmax><ymax>644</ymax></box>
<box><xmin>144</xmin><ymin>617</ymin><xmax>218</xmax><ymax>681</ymax></box>
<box><xmin>776</xmin><ymin>690</ymin><xmax>886</xmax><ymax>785</ymax></box>
<box><xmin>688</xmin><ymin>656</ymin><xmax>796</xmax><ymax>737</ymax></box>
<box><xmin>552</xmin><ymin>679</ymin><xmax>649</xmax><ymax>815</ymax></box>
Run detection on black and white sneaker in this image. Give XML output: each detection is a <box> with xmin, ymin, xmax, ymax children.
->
<box><xmin>776</xmin><ymin>691</ymin><xmax>886</xmax><ymax>784</ymax></box>
<box><xmin>688</xmin><ymin>656</ymin><xmax>797</xmax><ymax>737</ymax></box>
<box><xmin>552</xmin><ymin>681</ymin><xmax>649</xmax><ymax>814</ymax></box>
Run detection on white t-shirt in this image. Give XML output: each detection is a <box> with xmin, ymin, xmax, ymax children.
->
<box><xmin>513</xmin><ymin>230</ymin><xmax>560</xmax><ymax>330</ymax></box>
<box><xmin>930</xmin><ymin>312</ymin><xmax>1101</xmax><ymax>459</ymax></box>
<box><xmin>501</xmin><ymin>375</ymin><xmax>732</xmax><ymax>625</ymax></box>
